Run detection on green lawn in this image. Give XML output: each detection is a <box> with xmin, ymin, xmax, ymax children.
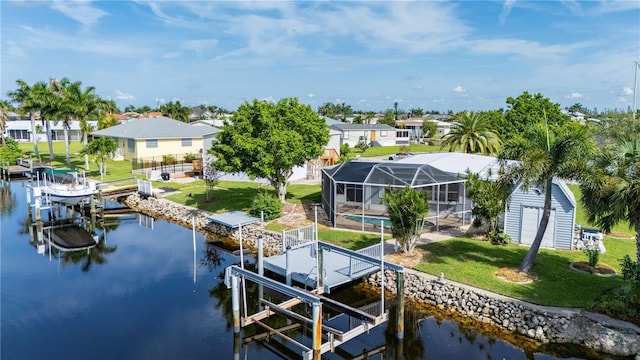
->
<box><xmin>18</xmin><ymin>141</ymin><xmax>138</xmax><ymax>183</ymax></box>
<box><xmin>356</xmin><ymin>144</ymin><xmax>440</xmax><ymax>157</ymax></box>
<box><xmin>415</xmin><ymin>237</ymin><xmax>633</xmax><ymax>308</ymax></box>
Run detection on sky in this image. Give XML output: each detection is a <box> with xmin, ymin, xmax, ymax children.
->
<box><xmin>1</xmin><ymin>1</ymin><xmax>639</xmax><ymax>113</ymax></box>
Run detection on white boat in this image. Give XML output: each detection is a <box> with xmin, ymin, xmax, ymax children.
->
<box><xmin>39</xmin><ymin>169</ymin><xmax>98</xmax><ymax>205</ymax></box>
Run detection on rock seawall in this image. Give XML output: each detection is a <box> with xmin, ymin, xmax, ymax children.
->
<box><xmin>120</xmin><ymin>193</ymin><xmax>640</xmax><ymax>357</ymax></box>
<box><xmin>368</xmin><ymin>270</ymin><xmax>640</xmax><ymax>357</ymax></box>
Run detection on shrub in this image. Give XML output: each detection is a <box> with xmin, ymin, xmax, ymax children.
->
<box><xmin>162</xmin><ymin>154</ymin><xmax>176</xmax><ymax>165</ymax></box>
<box><xmin>591</xmin><ymin>281</ymin><xmax>640</xmax><ymax>326</ymax></box>
<box><xmin>486</xmin><ymin>230</ymin><xmax>511</xmax><ymax>245</ymax></box>
<box><xmin>399</xmin><ymin>144</ymin><xmax>411</xmax><ymax>153</ymax></box>
<box><xmin>584</xmin><ymin>247</ymin><xmax>600</xmax><ymax>267</ymax></box>
<box><xmin>0</xmin><ymin>138</ymin><xmax>23</xmax><ymax>165</ymax></box>
<box><xmin>249</xmin><ymin>192</ymin><xmax>282</xmax><ymax>221</ymax></box>
<box><xmin>184</xmin><ymin>153</ymin><xmax>196</xmax><ymax>163</ymax></box>
<box><xmin>356</xmin><ymin>140</ymin><xmax>370</xmax><ymax>152</ymax></box>
<box><xmin>620</xmin><ymin>255</ymin><xmax>640</xmax><ymax>281</ymax></box>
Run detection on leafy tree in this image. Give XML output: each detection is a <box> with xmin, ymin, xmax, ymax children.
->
<box><xmin>338</xmin><ymin>143</ymin><xmax>352</xmax><ymax>163</ymax></box>
<box><xmin>567</xmin><ymin>103</ymin><xmax>587</xmax><ymax>114</ymax></box>
<box><xmin>0</xmin><ymin>100</ymin><xmax>13</xmax><ymax>146</ymax></box>
<box><xmin>501</xmin><ymin>91</ymin><xmax>570</xmax><ymax>141</ymax></box>
<box><xmin>378</xmin><ymin>110</ymin><xmax>396</xmax><ymax>127</ymax></box>
<box><xmin>465</xmin><ymin>171</ymin><xmax>512</xmax><ymax>233</ymax></box>
<box><xmin>97</xmin><ymin>113</ymin><xmax>119</xmax><ymax>130</ymax></box>
<box><xmin>440</xmin><ymin>111</ymin><xmax>501</xmax><ymax>155</ymax></box>
<box><xmin>594</xmin><ymin>111</ymin><xmax>639</xmax><ymax>146</ymax></box>
<box><xmin>421</xmin><ymin>119</ymin><xmax>438</xmax><ymax>139</ymax></box>
<box><xmin>81</xmin><ymin>137</ymin><xmax>117</xmax><ymax>182</ymax></box>
<box><xmin>382</xmin><ymin>185</ymin><xmax>430</xmax><ymax>254</ymax></box>
<box><xmin>203</xmin><ymin>153</ymin><xmax>223</xmax><ymax>201</ymax></box>
<box><xmin>581</xmin><ymin>138</ymin><xmax>640</xmax><ymax>264</ymax></box>
<box><xmin>499</xmin><ymin>121</ymin><xmax>596</xmax><ymax>273</ymax></box>
<box><xmin>0</xmin><ymin>137</ymin><xmax>23</xmax><ymax>165</ymax></box>
<box><xmin>211</xmin><ymin>97</ymin><xmax>329</xmax><ymax>202</ymax></box>
<box><xmin>124</xmin><ymin>104</ymin><xmax>136</xmax><ymax>113</ymax></box>
<box><xmin>409</xmin><ymin>107</ymin><xmax>424</xmax><ymax>117</ymax></box>
<box><xmin>317</xmin><ymin>102</ymin><xmax>353</xmax><ymax>121</ymax></box>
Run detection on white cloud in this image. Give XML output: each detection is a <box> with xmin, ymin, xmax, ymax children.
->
<box><xmin>307</xmin><ymin>93</ymin><xmax>315</xmax><ymax>98</ymax></box>
<box><xmin>564</xmin><ymin>92</ymin><xmax>583</xmax><ymax>99</ymax></box>
<box><xmin>5</xmin><ymin>40</ymin><xmax>27</xmax><ymax>58</ymax></box>
<box><xmin>114</xmin><ymin>90</ymin><xmax>134</xmax><ymax>101</ymax></box>
<box><xmin>615</xmin><ymin>96</ymin><xmax>628</xmax><ymax>104</ymax></box>
<box><xmin>560</xmin><ymin>0</ymin><xmax>582</xmax><ymax>14</ymax></box>
<box><xmin>499</xmin><ymin>0</ymin><xmax>516</xmax><ymax>25</ymax></box>
<box><xmin>162</xmin><ymin>51</ymin><xmax>182</xmax><ymax>59</ymax></box>
<box><xmin>182</xmin><ymin>39</ymin><xmax>219</xmax><ymax>53</ymax></box>
<box><xmin>622</xmin><ymin>87</ymin><xmax>633</xmax><ymax>95</ymax></box>
<box><xmin>50</xmin><ymin>0</ymin><xmax>108</xmax><ymax>27</ymax></box>
<box><xmin>452</xmin><ymin>86</ymin><xmax>466</xmax><ymax>93</ymax></box>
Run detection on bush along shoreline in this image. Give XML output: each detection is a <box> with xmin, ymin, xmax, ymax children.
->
<box><xmin>121</xmin><ymin>193</ymin><xmax>640</xmax><ymax>358</ymax></box>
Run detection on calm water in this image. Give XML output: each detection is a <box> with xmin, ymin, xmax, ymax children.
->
<box><xmin>0</xmin><ymin>180</ymin><xmax>607</xmax><ymax>359</ymax></box>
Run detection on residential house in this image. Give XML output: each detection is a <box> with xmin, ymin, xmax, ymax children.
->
<box><xmin>89</xmin><ymin>116</ymin><xmax>219</xmax><ymax>162</ymax></box>
<box><xmin>4</xmin><ymin>120</ymin><xmax>97</xmax><ymax>143</ymax></box>
<box><xmin>329</xmin><ymin>123</ymin><xmax>398</xmax><ymax>147</ymax></box>
<box><xmin>321</xmin><ymin>152</ymin><xmax>577</xmax><ymax>250</ymax></box>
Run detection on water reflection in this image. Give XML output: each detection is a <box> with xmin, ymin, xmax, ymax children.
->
<box><xmin>0</xmin><ymin>179</ymin><xmax>17</xmax><ymax>215</ymax></box>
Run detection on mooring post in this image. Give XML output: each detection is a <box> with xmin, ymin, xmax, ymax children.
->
<box><xmin>312</xmin><ymin>302</ymin><xmax>322</xmax><ymax>360</ymax></box>
<box><xmin>233</xmin><ymin>331</ymin><xmax>241</xmax><ymax>360</ymax></box>
<box><xmin>231</xmin><ymin>275</ymin><xmax>241</xmax><ymax>333</ymax></box>
<box><xmin>26</xmin><ymin>187</ymin><xmax>32</xmax><ymax>218</ymax></box>
<box><xmin>257</xmin><ymin>235</ymin><xmax>264</xmax><ymax>309</ymax></box>
<box><xmin>395</xmin><ymin>270</ymin><xmax>405</xmax><ymax>339</ymax></box>
<box><xmin>285</xmin><ymin>246</ymin><xmax>292</xmax><ymax>286</ymax></box>
<box><xmin>34</xmin><ymin>188</ymin><xmax>41</xmax><ymax>223</ymax></box>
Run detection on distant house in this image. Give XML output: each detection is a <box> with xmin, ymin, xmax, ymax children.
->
<box><xmin>329</xmin><ymin>123</ymin><xmax>398</xmax><ymax>147</ymax></box>
<box><xmin>89</xmin><ymin>116</ymin><xmax>219</xmax><ymax>161</ymax></box>
<box><xmin>4</xmin><ymin>120</ymin><xmax>96</xmax><ymax>143</ymax></box>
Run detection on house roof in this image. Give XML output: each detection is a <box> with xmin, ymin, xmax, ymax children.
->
<box><xmin>322</xmin><ymin>160</ymin><xmax>459</xmax><ymax>187</ymax></box>
<box><xmin>395</xmin><ymin>152</ymin><xmax>504</xmax><ymax>180</ymax></box>
<box><xmin>90</xmin><ymin>116</ymin><xmax>219</xmax><ymax>140</ymax></box>
<box><xmin>330</xmin><ymin>123</ymin><xmax>396</xmax><ymax>131</ymax></box>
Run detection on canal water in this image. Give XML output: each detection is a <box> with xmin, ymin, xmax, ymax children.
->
<box><xmin>0</xmin><ymin>180</ymin><xmax>615</xmax><ymax>359</ymax></box>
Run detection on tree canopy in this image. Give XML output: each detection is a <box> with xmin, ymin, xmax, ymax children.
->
<box><xmin>501</xmin><ymin>91</ymin><xmax>570</xmax><ymax>141</ymax></box>
<box><xmin>210</xmin><ymin>98</ymin><xmax>329</xmax><ymax>201</ymax></box>
<box><xmin>440</xmin><ymin>111</ymin><xmax>501</xmax><ymax>155</ymax></box>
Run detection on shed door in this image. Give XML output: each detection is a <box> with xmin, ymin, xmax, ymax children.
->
<box><xmin>520</xmin><ymin>206</ymin><xmax>555</xmax><ymax>248</ymax></box>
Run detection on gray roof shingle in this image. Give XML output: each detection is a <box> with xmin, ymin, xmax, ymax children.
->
<box><xmin>90</xmin><ymin>116</ymin><xmax>219</xmax><ymax>139</ymax></box>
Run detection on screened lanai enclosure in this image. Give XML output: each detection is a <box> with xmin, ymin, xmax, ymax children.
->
<box><xmin>321</xmin><ymin>161</ymin><xmax>472</xmax><ymax>233</ymax></box>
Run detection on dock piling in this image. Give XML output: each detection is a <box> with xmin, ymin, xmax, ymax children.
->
<box><xmin>231</xmin><ymin>275</ymin><xmax>241</xmax><ymax>333</ymax></box>
<box><xmin>396</xmin><ymin>270</ymin><xmax>405</xmax><ymax>339</ymax></box>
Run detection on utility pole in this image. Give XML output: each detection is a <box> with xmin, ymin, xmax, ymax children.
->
<box><xmin>634</xmin><ymin>61</ymin><xmax>639</xmax><ymax>120</ymax></box>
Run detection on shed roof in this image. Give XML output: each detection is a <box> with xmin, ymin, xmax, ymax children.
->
<box><xmin>90</xmin><ymin>116</ymin><xmax>219</xmax><ymax>140</ymax></box>
<box><xmin>330</xmin><ymin>123</ymin><xmax>396</xmax><ymax>131</ymax></box>
<box><xmin>396</xmin><ymin>152</ymin><xmax>504</xmax><ymax>180</ymax></box>
<box><xmin>207</xmin><ymin>211</ymin><xmax>260</xmax><ymax>228</ymax></box>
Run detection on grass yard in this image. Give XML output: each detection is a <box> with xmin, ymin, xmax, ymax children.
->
<box><xmin>415</xmin><ymin>237</ymin><xmax>633</xmax><ymax>308</ymax></box>
<box><xmin>356</xmin><ymin>144</ymin><xmax>440</xmax><ymax>157</ymax></box>
<box><xmin>18</xmin><ymin>141</ymin><xmax>138</xmax><ymax>183</ymax></box>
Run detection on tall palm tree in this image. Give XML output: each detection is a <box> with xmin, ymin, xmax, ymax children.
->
<box><xmin>66</xmin><ymin>82</ymin><xmax>106</xmax><ymax>169</ymax></box>
<box><xmin>581</xmin><ymin>138</ymin><xmax>640</xmax><ymax>264</ymax></box>
<box><xmin>499</xmin><ymin>120</ymin><xmax>596</xmax><ymax>273</ymax></box>
<box><xmin>7</xmin><ymin>80</ymin><xmax>40</xmax><ymax>158</ymax></box>
<box><xmin>47</xmin><ymin>77</ymin><xmax>74</xmax><ymax>165</ymax></box>
<box><xmin>440</xmin><ymin>111</ymin><xmax>501</xmax><ymax>155</ymax></box>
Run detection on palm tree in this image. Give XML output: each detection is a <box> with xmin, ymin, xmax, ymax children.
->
<box><xmin>81</xmin><ymin>136</ymin><xmax>117</xmax><ymax>181</ymax></box>
<box><xmin>581</xmin><ymin>138</ymin><xmax>640</xmax><ymax>264</ymax></box>
<box><xmin>7</xmin><ymin>80</ymin><xmax>40</xmax><ymax>158</ymax></box>
<box><xmin>47</xmin><ymin>77</ymin><xmax>74</xmax><ymax>165</ymax></box>
<box><xmin>66</xmin><ymin>82</ymin><xmax>106</xmax><ymax>169</ymax></box>
<box><xmin>440</xmin><ymin>111</ymin><xmax>501</xmax><ymax>155</ymax></box>
<box><xmin>499</xmin><ymin>120</ymin><xmax>596</xmax><ymax>273</ymax></box>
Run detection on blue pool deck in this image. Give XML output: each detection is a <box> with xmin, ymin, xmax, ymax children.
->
<box><xmin>263</xmin><ymin>241</ymin><xmax>394</xmax><ymax>293</ymax></box>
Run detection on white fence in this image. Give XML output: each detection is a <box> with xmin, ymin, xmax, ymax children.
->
<box><xmin>349</xmin><ymin>243</ymin><xmax>382</xmax><ymax>275</ymax></box>
<box><xmin>281</xmin><ymin>224</ymin><xmax>315</xmax><ymax>252</ymax></box>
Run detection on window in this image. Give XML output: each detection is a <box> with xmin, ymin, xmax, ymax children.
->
<box><xmin>181</xmin><ymin>138</ymin><xmax>192</xmax><ymax>147</ymax></box>
<box><xmin>343</xmin><ymin>131</ymin><xmax>349</xmax><ymax>138</ymax></box>
<box><xmin>128</xmin><ymin>139</ymin><xmax>135</xmax><ymax>152</ymax></box>
<box><xmin>345</xmin><ymin>184</ymin><xmax>363</xmax><ymax>202</ymax></box>
<box><xmin>146</xmin><ymin>139</ymin><xmax>158</xmax><ymax>148</ymax></box>
<box><xmin>380</xmin><ymin>131</ymin><xmax>387</xmax><ymax>137</ymax></box>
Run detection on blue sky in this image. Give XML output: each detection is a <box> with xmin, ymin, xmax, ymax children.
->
<box><xmin>2</xmin><ymin>1</ymin><xmax>639</xmax><ymax>113</ymax></box>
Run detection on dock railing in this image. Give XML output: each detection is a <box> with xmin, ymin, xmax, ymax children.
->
<box><xmin>349</xmin><ymin>243</ymin><xmax>381</xmax><ymax>276</ymax></box>
<box><xmin>282</xmin><ymin>224</ymin><xmax>315</xmax><ymax>252</ymax></box>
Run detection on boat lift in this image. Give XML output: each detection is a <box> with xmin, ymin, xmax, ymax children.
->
<box><xmin>224</xmin><ymin>230</ymin><xmax>405</xmax><ymax>360</ymax></box>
